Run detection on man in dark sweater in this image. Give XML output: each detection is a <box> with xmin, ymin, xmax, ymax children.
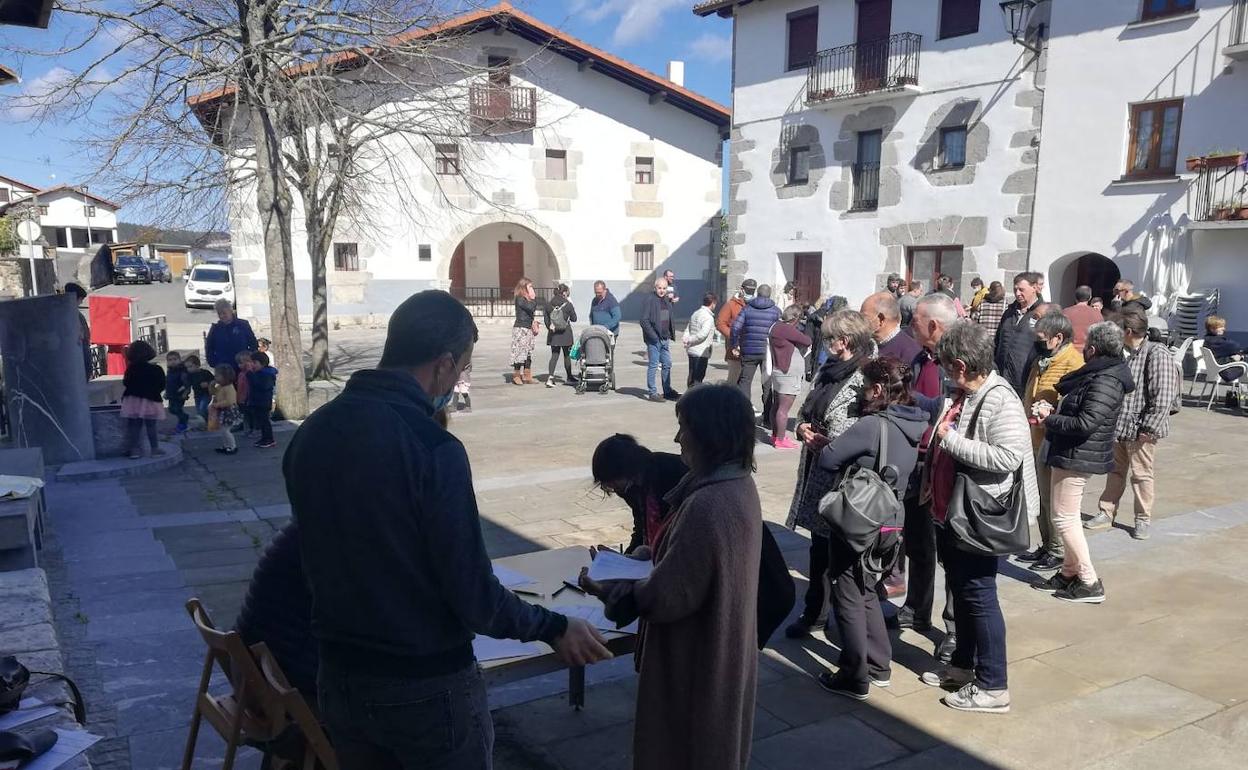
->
<box><xmin>862</xmin><ymin>291</ymin><xmax>920</xmax><ymax>364</ymax></box>
<box><xmin>640</xmin><ymin>278</ymin><xmax>679</xmax><ymax>402</ymax></box>
<box><xmin>994</xmin><ymin>272</ymin><xmax>1044</xmax><ymax>393</ymax></box>
<box><xmin>285</xmin><ymin>290</ymin><xmax>610</xmax><ymax>768</ymax></box>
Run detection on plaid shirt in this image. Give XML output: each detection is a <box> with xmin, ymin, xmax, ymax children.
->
<box><xmin>973</xmin><ymin>299</ymin><xmax>1007</xmax><ymax>335</ymax></box>
<box><xmin>1116</xmin><ymin>340</ymin><xmax>1181</xmax><ymax>441</ymax></box>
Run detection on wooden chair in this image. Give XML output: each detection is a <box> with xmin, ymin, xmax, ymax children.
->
<box><xmin>181</xmin><ymin>598</ymin><xmax>339</xmax><ymax>770</ymax></box>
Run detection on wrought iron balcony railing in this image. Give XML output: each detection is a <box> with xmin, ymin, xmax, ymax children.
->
<box><xmin>1189</xmin><ymin>152</ymin><xmax>1248</xmax><ymax>222</ymax></box>
<box><xmin>806</xmin><ymin>33</ymin><xmax>921</xmax><ymax>104</ymax></box>
<box><xmin>1233</xmin><ymin>0</ymin><xmax>1247</xmax><ymax>47</ymax></box>
<box><xmin>469</xmin><ymin>84</ymin><xmax>537</xmax><ymax>131</ymax></box>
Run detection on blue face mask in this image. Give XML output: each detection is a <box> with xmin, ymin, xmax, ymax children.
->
<box><xmin>432</xmin><ymin>392</ymin><xmax>453</xmax><ymax>413</ymax></box>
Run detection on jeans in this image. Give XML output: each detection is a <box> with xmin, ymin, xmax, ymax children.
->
<box><xmin>168</xmin><ymin>398</ymin><xmax>189</xmax><ymax>429</ymax></box>
<box><xmin>687</xmin><ymin>355</ymin><xmax>709</xmax><ymax>387</ymax></box>
<box><xmin>646</xmin><ymin>340</ymin><xmax>673</xmax><ymax>396</ymax></box>
<box><xmin>828</xmin><ymin>538</ymin><xmax>892</xmax><ymax>689</ymax></box>
<box><xmin>319</xmin><ymin>662</ymin><xmax>493</xmax><ymax>770</ymax></box>
<box><xmin>547</xmin><ymin>346</ymin><xmax>574</xmax><ymax>380</ymax></box>
<box><xmin>801</xmin><ymin>533</ymin><xmax>831</xmax><ymax>621</ymax></box>
<box><xmin>124</xmin><ymin>418</ymin><xmax>159</xmax><ymax>455</ymax></box>
<box><xmin>1098</xmin><ymin>439</ymin><xmax>1156</xmax><ymax>523</ymax></box>
<box><xmin>1051</xmin><ymin>468</ymin><xmax>1097</xmax><ymax>584</ymax></box>
<box><xmin>195</xmin><ymin>394</ymin><xmax>212</xmax><ymax>423</ymax></box>
<box><xmin>901</xmin><ymin>497</ymin><xmax>956</xmax><ymax>632</ymax></box>
<box><xmin>937</xmin><ymin>526</ymin><xmax>1008</xmax><ymax>690</ymax></box>
<box><xmin>254</xmin><ymin>404</ymin><xmax>274</xmax><ymax>443</ymax></box>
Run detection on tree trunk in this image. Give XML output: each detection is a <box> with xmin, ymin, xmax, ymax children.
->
<box><xmin>307</xmin><ymin>220</ymin><xmax>332</xmax><ymax>380</ymax></box>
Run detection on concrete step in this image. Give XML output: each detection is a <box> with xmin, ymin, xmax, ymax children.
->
<box><xmin>56</xmin><ymin>442</ymin><xmax>183</xmax><ymax>482</ymax></box>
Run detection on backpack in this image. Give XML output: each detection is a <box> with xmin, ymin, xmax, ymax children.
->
<box><xmin>816</xmin><ymin>415</ymin><xmax>905</xmax><ymax>554</ymax></box>
<box><xmin>549</xmin><ymin>301</ymin><xmax>571</xmax><ymax>333</ymax></box>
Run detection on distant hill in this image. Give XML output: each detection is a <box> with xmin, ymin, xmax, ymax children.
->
<box><xmin>117</xmin><ymin>223</ymin><xmax>229</xmax><ymax>247</ymax></box>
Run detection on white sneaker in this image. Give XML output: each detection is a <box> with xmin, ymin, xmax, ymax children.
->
<box><xmin>920</xmin><ymin>666</ymin><xmax>974</xmax><ymax>688</ymax></box>
<box><xmin>545</xmin><ymin>379</ymin><xmax>555</xmax><ymax>388</ymax></box>
<box><xmin>942</xmin><ymin>682</ymin><xmax>1010</xmax><ymax>714</ymax></box>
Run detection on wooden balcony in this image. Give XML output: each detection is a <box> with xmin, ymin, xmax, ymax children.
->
<box><xmin>469</xmin><ymin>84</ymin><xmax>537</xmax><ymax>132</ymax></box>
<box><xmin>806</xmin><ymin>33</ymin><xmax>922</xmax><ymax>106</ymax></box>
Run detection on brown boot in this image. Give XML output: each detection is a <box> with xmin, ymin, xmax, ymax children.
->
<box><xmin>512</xmin><ymin>370</ymin><xmax>523</xmax><ymax>386</ymax></box>
<box><xmin>523</xmin><ymin>367</ymin><xmax>535</xmax><ymax>384</ymax></box>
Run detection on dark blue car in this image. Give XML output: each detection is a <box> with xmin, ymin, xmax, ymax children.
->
<box><xmin>113</xmin><ymin>256</ymin><xmax>151</xmax><ymax>285</ymax></box>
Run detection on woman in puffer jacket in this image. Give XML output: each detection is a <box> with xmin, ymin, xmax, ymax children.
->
<box><xmin>683</xmin><ymin>292</ymin><xmax>717</xmax><ymax>387</ymax></box>
<box><xmin>1033</xmin><ymin>321</ymin><xmax>1134</xmax><ymax>606</ymax></box>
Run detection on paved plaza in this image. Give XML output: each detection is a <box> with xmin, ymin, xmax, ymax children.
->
<box><xmin>37</xmin><ymin>322</ymin><xmax>1248</xmax><ymax>769</ymax></box>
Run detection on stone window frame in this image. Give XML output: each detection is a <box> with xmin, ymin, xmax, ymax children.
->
<box><xmin>635</xmin><ymin>156</ymin><xmax>655</xmax><ymax>185</ymax></box>
<box><xmin>851</xmin><ymin>130</ymin><xmax>884</xmax><ymax>212</ymax></box>
<box><xmin>828</xmin><ymin>105</ymin><xmax>902</xmax><ymax>217</ymax></box>
<box><xmin>913</xmin><ymin>98</ymin><xmax>989</xmax><ymax>187</ymax></box>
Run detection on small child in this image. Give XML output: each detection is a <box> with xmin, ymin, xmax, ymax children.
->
<box><xmin>453</xmin><ymin>363</ymin><xmax>472</xmax><ymax>413</ymax></box>
<box><xmin>185</xmin><ymin>355</ymin><xmax>214</xmax><ymax>426</ymax></box>
<box><xmin>247</xmin><ymin>351</ymin><xmax>278</xmax><ymax>449</ymax></box>
<box><xmin>234</xmin><ymin>351</ymin><xmax>253</xmax><ymax>435</ymax></box>
<box><xmin>209</xmin><ymin>364</ymin><xmax>241</xmax><ymax>455</ymax></box>
<box><xmin>120</xmin><ymin>340</ymin><xmax>166</xmax><ymax>459</ymax></box>
<box><xmin>164</xmin><ymin>351</ymin><xmax>190</xmax><ymax>433</ymax></box>
<box><xmin>257</xmin><ymin>337</ymin><xmax>271</xmax><ymax>354</ymax></box>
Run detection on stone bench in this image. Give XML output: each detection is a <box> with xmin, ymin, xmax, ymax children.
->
<box><xmin>0</xmin><ymin>495</ymin><xmax>40</xmax><ymax>570</ymax></box>
<box><xmin>0</xmin><ymin>446</ymin><xmax>46</xmax><ymax>543</ymax></box>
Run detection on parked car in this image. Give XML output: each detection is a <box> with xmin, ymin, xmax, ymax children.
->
<box><xmin>184</xmin><ymin>264</ymin><xmax>235</xmax><ymax>309</ymax></box>
<box><xmin>114</xmin><ymin>256</ymin><xmax>151</xmax><ymax>285</ymax></box>
<box><xmin>146</xmin><ymin>258</ymin><xmax>173</xmax><ymax>283</ymax></box>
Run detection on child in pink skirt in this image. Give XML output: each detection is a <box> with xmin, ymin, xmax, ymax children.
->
<box><xmin>120</xmin><ymin>340</ymin><xmax>167</xmax><ymax>459</ymax></box>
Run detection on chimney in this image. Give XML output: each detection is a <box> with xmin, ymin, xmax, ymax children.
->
<box><xmin>667</xmin><ymin>60</ymin><xmax>685</xmax><ymax>87</ymax></box>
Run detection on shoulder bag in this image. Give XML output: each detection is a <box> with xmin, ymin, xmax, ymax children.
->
<box><xmin>817</xmin><ymin>416</ymin><xmax>905</xmax><ymax>554</ymax></box>
<box><xmin>944</xmin><ymin>386</ymin><xmax>1031</xmax><ymax>556</ymax></box>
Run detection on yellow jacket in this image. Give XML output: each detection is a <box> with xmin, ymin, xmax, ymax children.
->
<box><xmin>1024</xmin><ymin>343</ymin><xmax>1084</xmax><ymax>450</ymax></box>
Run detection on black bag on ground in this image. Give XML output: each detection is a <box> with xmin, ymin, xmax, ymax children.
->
<box><xmin>944</xmin><ymin>386</ymin><xmax>1030</xmax><ymax>556</ymax></box>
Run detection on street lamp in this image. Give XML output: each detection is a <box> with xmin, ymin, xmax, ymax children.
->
<box><xmin>1000</xmin><ymin>0</ymin><xmax>1043</xmax><ymax>53</ymax></box>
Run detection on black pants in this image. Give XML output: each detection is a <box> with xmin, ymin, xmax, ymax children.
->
<box><xmin>801</xmin><ymin>532</ymin><xmax>832</xmax><ymax>621</ymax></box>
<box><xmin>687</xmin><ymin>355</ymin><xmax>709</xmax><ymax>388</ymax></box>
<box><xmin>548</xmin><ymin>346</ymin><xmax>574</xmax><ymax>380</ymax></box>
<box><xmin>124</xmin><ymin>418</ymin><xmax>159</xmax><ymax>455</ymax></box>
<box><xmin>902</xmin><ymin>497</ymin><xmax>956</xmax><ymax>632</ymax></box>
<box><xmin>738</xmin><ymin>355</ymin><xmax>764</xmax><ymax>406</ymax></box>
<box><xmin>828</xmin><ymin>539</ymin><xmax>892</xmax><ymax>689</ymax></box>
<box><xmin>253</xmin><ymin>405</ymin><xmax>274</xmax><ymax>443</ymax></box>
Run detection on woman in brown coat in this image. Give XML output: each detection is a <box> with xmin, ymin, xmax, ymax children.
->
<box><xmin>581</xmin><ymin>384</ymin><xmax>762</xmax><ymax>770</ymax></box>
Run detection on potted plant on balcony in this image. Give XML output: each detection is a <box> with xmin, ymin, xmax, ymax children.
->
<box><xmin>1189</xmin><ymin>150</ymin><xmax>1247</xmax><ymax>172</ymax></box>
<box><xmin>1212</xmin><ymin>200</ymin><xmax>1238</xmax><ymax>221</ymax></box>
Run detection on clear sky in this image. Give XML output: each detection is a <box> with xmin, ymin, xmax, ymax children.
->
<box><xmin>0</xmin><ymin>0</ymin><xmax>733</xmax><ymax>220</ymax></box>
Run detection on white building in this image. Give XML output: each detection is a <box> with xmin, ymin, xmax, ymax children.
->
<box><xmin>0</xmin><ymin>175</ymin><xmax>120</xmax><ymax>254</ymax></box>
<box><xmin>199</xmin><ymin>3</ymin><xmax>729</xmax><ymax>323</ymax></box>
<box><xmin>700</xmin><ymin>0</ymin><xmax>1248</xmax><ymax>333</ymax></box>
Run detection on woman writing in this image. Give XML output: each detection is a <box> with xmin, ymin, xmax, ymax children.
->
<box><xmin>767</xmin><ymin>305</ymin><xmax>811</xmax><ymax>448</ymax></box>
<box><xmin>784</xmin><ymin>310</ymin><xmax>873</xmax><ymax>638</ymax></box>
<box><xmin>921</xmin><ymin>321</ymin><xmax>1039</xmax><ymax>714</ymax></box>
<box><xmin>581</xmin><ymin>384</ymin><xmax>761</xmax><ymax>770</ymax></box>
<box><xmin>511</xmin><ymin>278</ymin><xmax>540</xmax><ymax>385</ymax></box>
<box><xmin>592</xmin><ymin>434</ymin><xmax>688</xmax><ymax>556</ymax></box>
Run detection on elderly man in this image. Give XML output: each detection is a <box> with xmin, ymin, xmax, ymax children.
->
<box><xmin>892</xmin><ymin>293</ymin><xmax>960</xmax><ymax>663</ymax></box>
<box><xmin>641</xmin><ymin>278</ymin><xmax>679</xmax><ymax>403</ymax></box>
<box><xmin>204</xmin><ymin>298</ymin><xmax>258</xmax><ymax>369</ymax></box>
<box><xmin>589</xmin><ymin>280</ymin><xmax>621</xmax><ymax>338</ymax></box>
<box><xmin>286</xmin><ymin>291</ymin><xmax>612</xmax><ymax>767</ymax></box>
<box><xmin>862</xmin><ymin>291</ymin><xmax>920</xmax><ymax>364</ymax></box>
<box><xmin>994</xmin><ymin>272</ymin><xmax>1045</xmax><ymax>393</ymax></box>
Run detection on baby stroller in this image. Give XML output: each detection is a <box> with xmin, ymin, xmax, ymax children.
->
<box><xmin>576</xmin><ymin>325</ymin><xmax>616</xmax><ymax>394</ymax></box>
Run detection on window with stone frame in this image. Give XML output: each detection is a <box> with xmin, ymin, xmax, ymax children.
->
<box><xmin>907</xmin><ymin>247</ymin><xmax>964</xmax><ymax>296</ymax></box>
<box><xmin>788</xmin><ymin>145</ymin><xmax>811</xmax><ymax>185</ymax></box>
<box><xmin>635</xmin><ymin>156</ymin><xmax>654</xmax><ymax>184</ymax></box>
<box><xmin>435</xmin><ymin>143</ymin><xmax>460</xmax><ymax>175</ymax></box>
<box><xmin>939</xmin><ymin>126</ymin><xmax>968</xmax><ymax>168</ymax></box>
<box><xmin>1126</xmin><ymin>99</ymin><xmax>1183</xmax><ymax>179</ymax></box>
<box><xmin>786</xmin><ymin>8</ymin><xmax>819</xmax><ymax>71</ymax></box>
<box><xmin>939</xmin><ymin>0</ymin><xmax>981</xmax><ymax>39</ymax></box>
<box><xmin>333</xmin><ymin>242</ymin><xmax>360</xmax><ymax>272</ymax></box>
<box><xmin>633</xmin><ymin>244</ymin><xmax>655</xmax><ymax>271</ymax></box>
<box><xmin>546</xmin><ymin>149</ymin><xmax>567</xmax><ymax>180</ymax></box>
<box><xmin>1140</xmin><ymin>0</ymin><xmax>1196</xmax><ymax>22</ymax></box>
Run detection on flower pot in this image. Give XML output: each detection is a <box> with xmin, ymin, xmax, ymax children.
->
<box><xmin>1234</xmin><ymin>206</ymin><xmax>1248</xmax><ymax>221</ymax></box>
<box><xmin>1186</xmin><ymin>157</ymin><xmax>1207</xmax><ymax>172</ymax></box>
<box><xmin>1213</xmin><ymin>207</ymin><xmax>1235</xmax><ymax>221</ymax></box>
<box><xmin>1204</xmin><ymin>152</ymin><xmax>1246</xmax><ymax>170</ymax></box>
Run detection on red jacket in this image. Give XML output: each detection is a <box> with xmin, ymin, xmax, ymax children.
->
<box><xmin>716</xmin><ymin>297</ymin><xmax>747</xmax><ymax>361</ymax></box>
<box><xmin>1063</xmin><ymin>302</ymin><xmax>1103</xmax><ymax>354</ymax></box>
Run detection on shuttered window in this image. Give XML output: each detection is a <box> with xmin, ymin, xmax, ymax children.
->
<box><xmin>940</xmin><ymin>0</ymin><xmax>981</xmax><ymax>39</ymax></box>
<box><xmin>786</xmin><ymin>9</ymin><xmax>819</xmax><ymax>71</ymax></box>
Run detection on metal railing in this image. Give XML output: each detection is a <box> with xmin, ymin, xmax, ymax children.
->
<box><xmin>1189</xmin><ymin>153</ymin><xmax>1248</xmax><ymax>222</ymax></box>
<box><xmin>88</xmin><ymin>345</ymin><xmax>109</xmax><ymax>379</ymax></box>
<box><xmin>852</xmin><ymin>163</ymin><xmax>881</xmax><ymax>211</ymax></box>
<box><xmin>469</xmin><ymin>84</ymin><xmax>537</xmax><ymax>130</ymax></box>
<box><xmin>806</xmin><ymin>33</ymin><xmax>921</xmax><ymax>104</ymax></box>
<box><xmin>136</xmin><ymin>315</ymin><xmax>169</xmax><ymax>355</ymax></box>
<box><xmin>451</xmin><ymin>286</ymin><xmax>556</xmax><ymax>318</ymax></box>
<box><xmin>1233</xmin><ymin>0</ymin><xmax>1247</xmax><ymax>46</ymax></box>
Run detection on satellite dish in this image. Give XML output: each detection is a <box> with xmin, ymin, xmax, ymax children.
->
<box><xmin>16</xmin><ymin>220</ymin><xmax>40</xmax><ymax>243</ymax></box>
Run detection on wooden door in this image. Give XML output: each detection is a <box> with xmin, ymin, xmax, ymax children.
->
<box><xmin>793</xmin><ymin>253</ymin><xmax>822</xmax><ymax>306</ymax></box>
<box><xmin>487</xmin><ymin>56</ymin><xmax>511</xmax><ymax>120</ymax></box>
<box><xmin>497</xmin><ymin>241</ymin><xmax>525</xmax><ymax>295</ymax></box>
<box><xmin>449</xmin><ymin>242</ymin><xmax>466</xmax><ymax>297</ymax></box>
<box><xmin>856</xmin><ymin>0</ymin><xmax>892</xmax><ymax>92</ymax></box>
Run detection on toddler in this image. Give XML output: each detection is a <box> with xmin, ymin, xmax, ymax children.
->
<box><xmin>247</xmin><ymin>351</ymin><xmax>278</xmax><ymax>448</ymax></box>
<box><xmin>454</xmin><ymin>363</ymin><xmax>472</xmax><ymax>413</ymax></box>
<box><xmin>185</xmin><ymin>355</ymin><xmax>214</xmax><ymax>425</ymax></box>
<box><xmin>234</xmin><ymin>351</ymin><xmax>254</xmax><ymax>435</ymax></box>
<box><xmin>164</xmin><ymin>351</ymin><xmax>190</xmax><ymax>433</ymax></box>
<box><xmin>210</xmin><ymin>364</ymin><xmax>241</xmax><ymax>455</ymax></box>
<box><xmin>120</xmin><ymin>340</ymin><xmax>166</xmax><ymax>459</ymax></box>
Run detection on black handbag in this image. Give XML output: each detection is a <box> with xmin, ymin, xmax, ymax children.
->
<box><xmin>944</xmin><ymin>386</ymin><xmax>1031</xmax><ymax>557</ymax></box>
<box><xmin>0</xmin><ymin>656</ymin><xmax>87</xmax><ymax>724</ymax></box>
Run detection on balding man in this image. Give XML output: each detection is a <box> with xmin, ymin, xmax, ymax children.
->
<box><xmin>640</xmin><ymin>278</ymin><xmax>679</xmax><ymax>402</ymax></box>
<box><xmin>862</xmin><ymin>292</ymin><xmax>920</xmax><ymax>364</ymax></box>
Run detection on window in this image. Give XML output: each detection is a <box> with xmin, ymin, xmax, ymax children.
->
<box><xmin>70</xmin><ymin>228</ymin><xmax>89</xmax><ymax>248</ymax></box>
<box><xmin>42</xmin><ymin>226</ymin><xmax>66</xmax><ymax>248</ymax></box>
<box><xmin>327</xmin><ymin>143</ymin><xmax>340</xmax><ymax>158</ymax></box>
<box><xmin>435</xmin><ymin>143</ymin><xmax>460</xmax><ymax>175</ymax></box>
<box><xmin>788</xmin><ymin>145</ymin><xmax>811</xmax><ymax>185</ymax></box>
<box><xmin>635</xmin><ymin>156</ymin><xmax>654</xmax><ymax>184</ymax></box>
<box><xmin>633</xmin><ymin>244</ymin><xmax>654</xmax><ymax>271</ymax></box>
<box><xmin>37</xmin><ymin>205</ymin><xmax>49</xmax><ymax>216</ymax></box>
<box><xmin>939</xmin><ymin>126</ymin><xmax>968</xmax><ymax>168</ymax></box>
<box><xmin>418</xmin><ymin>244</ymin><xmax>431</xmax><ymax>262</ymax></box>
<box><xmin>487</xmin><ymin>55</ymin><xmax>512</xmax><ymax>86</ymax></box>
<box><xmin>907</xmin><ymin>247</ymin><xmax>964</xmax><ymax>296</ymax></box>
<box><xmin>1127</xmin><ymin>99</ymin><xmax>1183</xmax><ymax>178</ymax></box>
<box><xmin>84</xmin><ymin>205</ymin><xmax>96</xmax><ymax>217</ymax></box>
<box><xmin>940</xmin><ymin>0</ymin><xmax>981</xmax><ymax>39</ymax></box>
<box><xmin>786</xmin><ymin>8</ymin><xmax>819</xmax><ymax>71</ymax></box>
<box><xmin>333</xmin><ymin>242</ymin><xmax>360</xmax><ymax>271</ymax></box>
<box><xmin>852</xmin><ymin>130</ymin><xmax>883</xmax><ymax>211</ymax></box>
<box><xmin>89</xmin><ymin>228</ymin><xmax>113</xmax><ymax>245</ymax></box>
<box><xmin>546</xmin><ymin>149</ymin><xmax>567</xmax><ymax>180</ymax></box>
<box><xmin>1141</xmin><ymin>0</ymin><xmax>1197</xmax><ymax>22</ymax></box>
<box><xmin>0</xmin><ymin>188</ymin><xmax>8</xmax><ymax>203</ymax></box>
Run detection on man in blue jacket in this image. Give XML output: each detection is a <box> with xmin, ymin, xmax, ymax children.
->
<box><xmin>589</xmin><ymin>280</ymin><xmax>621</xmax><ymax>338</ymax></box>
<box><xmin>640</xmin><ymin>278</ymin><xmax>679</xmax><ymax>402</ymax></box>
<box><xmin>285</xmin><ymin>290</ymin><xmax>611</xmax><ymax>768</ymax></box>
<box><xmin>204</xmin><ymin>298</ymin><xmax>258</xmax><ymax>369</ymax></box>
<box><xmin>730</xmin><ymin>283</ymin><xmax>780</xmax><ymax>411</ymax></box>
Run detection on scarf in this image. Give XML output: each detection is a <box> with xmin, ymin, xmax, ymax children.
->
<box><xmin>799</xmin><ymin>354</ymin><xmax>867</xmax><ymax>426</ymax></box>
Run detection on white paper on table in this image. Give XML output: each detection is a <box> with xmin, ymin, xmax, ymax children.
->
<box><xmin>585</xmin><ymin>550</ymin><xmax>652</xmax><ymax>582</ymax></box>
<box><xmin>492</xmin><ymin>564</ymin><xmax>539</xmax><ymax>592</ymax></box>
<box><xmin>0</xmin><ymin>698</ymin><xmax>59</xmax><ymax>731</ymax></box>
<box><xmin>558</xmin><ymin>604</ymin><xmax>639</xmax><ymax>635</ymax></box>
<box><xmin>472</xmin><ymin>636</ymin><xmax>542</xmax><ymax>661</ymax></box>
<box><xmin>19</xmin><ymin>728</ymin><xmax>101</xmax><ymax>770</ymax></box>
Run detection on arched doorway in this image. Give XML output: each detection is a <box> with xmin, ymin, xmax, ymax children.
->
<box><xmin>1053</xmin><ymin>252</ymin><xmax>1120</xmax><ymax>306</ymax></box>
<box><xmin>448</xmin><ymin>222</ymin><xmax>560</xmax><ymax>314</ymax></box>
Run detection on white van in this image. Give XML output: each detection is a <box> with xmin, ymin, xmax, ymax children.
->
<box><xmin>184</xmin><ymin>264</ymin><xmax>235</xmax><ymax>309</ymax></box>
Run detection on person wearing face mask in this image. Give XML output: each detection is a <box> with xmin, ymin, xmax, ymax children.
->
<box><xmin>285</xmin><ymin>291</ymin><xmax>613</xmax><ymax>768</ymax></box>
<box><xmin>1018</xmin><ymin>309</ymin><xmax>1085</xmax><ymax>573</ymax></box>
<box><xmin>1032</xmin><ymin>321</ymin><xmax>1135</xmax><ymax>605</ymax></box>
